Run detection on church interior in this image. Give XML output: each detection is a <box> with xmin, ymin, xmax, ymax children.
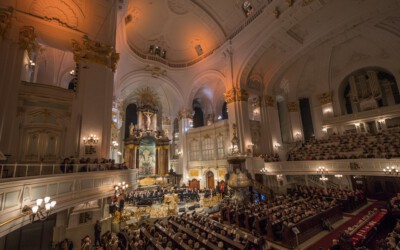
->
<box><xmin>1</xmin><ymin>0</ymin><xmax>400</xmax><ymax>249</ymax></box>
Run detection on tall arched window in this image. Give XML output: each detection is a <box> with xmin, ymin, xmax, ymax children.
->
<box><xmin>222</xmin><ymin>102</ymin><xmax>228</xmax><ymax>120</ymax></box>
<box><xmin>193</xmin><ymin>107</ymin><xmax>204</xmax><ymax>127</ymax></box>
<box><xmin>124</xmin><ymin>103</ymin><xmax>138</xmax><ymax>138</ymax></box>
<box><xmin>192</xmin><ymin>99</ymin><xmax>204</xmax><ymax>127</ymax></box>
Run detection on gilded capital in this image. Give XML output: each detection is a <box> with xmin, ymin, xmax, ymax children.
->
<box><xmin>319</xmin><ymin>92</ymin><xmax>332</xmax><ymax>105</ymax></box>
<box><xmin>263</xmin><ymin>95</ymin><xmax>275</xmax><ymax>107</ymax></box>
<box><xmin>19</xmin><ymin>26</ymin><xmax>39</xmax><ymax>53</ymax></box>
<box><xmin>178</xmin><ymin>109</ymin><xmax>193</xmax><ymax>120</ymax></box>
<box><xmin>224</xmin><ymin>88</ymin><xmax>249</xmax><ymax>104</ymax></box>
<box><xmin>287</xmin><ymin>102</ymin><xmax>299</xmax><ymax>112</ymax></box>
<box><xmin>0</xmin><ymin>7</ymin><xmax>13</xmax><ymax>39</ymax></box>
<box><xmin>71</xmin><ymin>35</ymin><xmax>119</xmax><ymax>72</ymax></box>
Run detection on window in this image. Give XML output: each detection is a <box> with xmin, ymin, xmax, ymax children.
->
<box><xmin>217</xmin><ymin>135</ymin><xmax>225</xmax><ymax>159</ymax></box>
<box><xmin>202</xmin><ymin>136</ymin><xmax>214</xmax><ymax>160</ymax></box>
<box><xmin>190</xmin><ymin>140</ymin><xmax>201</xmax><ymax>161</ymax></box>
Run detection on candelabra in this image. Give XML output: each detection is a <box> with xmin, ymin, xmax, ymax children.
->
<box><xmin>22</xmin><ymin>197</ymin><xmax>56</xmax><ymax>222</ymax></box>
<box><xmin>83</xmin><ymin>134</ymin><xmax>99</xmax><ymax>145</ymax></box>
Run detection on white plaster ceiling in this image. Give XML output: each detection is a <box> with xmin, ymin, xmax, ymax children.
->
<box><xmin>123</xmin><ymin>0</ymin><xmax>263</xmax><ymax>63</ymax></box>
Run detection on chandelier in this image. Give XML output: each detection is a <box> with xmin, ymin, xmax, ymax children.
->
<box><xmin>114</xmin><ymin>181</ymin><xmax>129</xmax><ymax>195</ymax></box>
<box><xmin>83</xmin><ymin>134</ymin><xmax>99</xmax><ymax>145</ymax></box>
<box><xmin>383</xmin><ymin>166</ymin><xmax>399</xmax><ymax>175</ymax></box>
<box><xmin>317</xmin><ymin>166</ymin><xmax>328</xmax><ymax>175</ymax></box>
<box><xmin>23</xmin><ymin>197</ymin><xmax>56</xmax><ymax>222</ymax></box>
<box><xmin>319</xmin><ymin>176</ymin><xmax>328</xmax><ymax>181</ymax></box>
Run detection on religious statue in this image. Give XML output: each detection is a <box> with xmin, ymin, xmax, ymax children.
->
<box><xmin>143</xmin><ymin>112</ymin><xmax>152</xmax><ymax>130</ymax></box>
<box><xmin>164</xmin><ymin>128</ymin><xmax>169</xmax><ymax>138</ymax></box>
<box><xmin>129</xmin><ymin>122</ymin><xmax>135</xmax><ymax>136</ymax></box>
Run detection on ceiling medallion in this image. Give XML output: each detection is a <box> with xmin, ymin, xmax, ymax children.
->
<box><xmin>167</xmin><ymin>0</ymin><xmax>188</xmax><ymax>15</ymax></box>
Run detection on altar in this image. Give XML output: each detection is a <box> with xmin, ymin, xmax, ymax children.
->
<box><xmin>123</xmin><ymin>87</ymin><xmax>170</xmax><ymax>176</ymax></box>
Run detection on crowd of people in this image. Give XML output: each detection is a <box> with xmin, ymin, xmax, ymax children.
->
<box><xmin>294</xmin><ymin>185</ymin><xmax>367</xmax><ymax>211</ymax></box>
<box><xmin>258</xmin><ymin>153</ymin><xmax>281</xmax><ymax>162</ymax></box>
<box><xmin>287</xmin><ymin>127</ymin><xmax>400</xmax><ymax>161</ymax></box>
<box><xmin>125</xmin><ymin>187</ymin><xmax>201</xmax><ymax>206</ymax></box>
<box><xmin>59</xmin><ymin>157</ymin><xmax>128</xmax><ymax>173</ymax></box>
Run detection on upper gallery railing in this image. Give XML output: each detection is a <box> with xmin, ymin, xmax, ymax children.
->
<box><xmin>0</xmin><ymin>162</ymin><xmax>132</xmax><ymax>180</ymax></box>
<box><xmin>260</xmin><ymin>158</ymin><xmax>400</xmax><ymax>176</ymax></box>
<box><xmin>0</xmin><ymin>168</ymin><xmax>138</xmax><ymax>237</ymax></box>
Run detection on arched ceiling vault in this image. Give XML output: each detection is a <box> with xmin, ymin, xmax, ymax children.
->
<box><xmin>238</xmin><ymin>0</ymin><xmax>400</xmax><ymax>97</ymax></box>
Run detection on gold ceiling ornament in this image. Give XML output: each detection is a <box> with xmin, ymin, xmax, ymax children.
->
<box><xmin>287</xmin><ymin>101</ymin><xmax>299</xmax><ymax>112</ymax></box>
<box><xmin>71</xmin><ymin>35</ymin><xmax>119</xmax><ymax>72</ymax></box>
<box><xmin>263</xmin><ymin>95</ymin><xmax>275</xmax><ymax>107</ymax></box>
<box><xmin>224</xmin><ymin>88</ymin><xmax>249</xmax><ymax>104</ymax></box>
<box><xmin>319</xmin><ymin>92</ymin><xmax>333</xmax><ymax>105</ymax></box>
<box><xmin>0</xmin><ymin>7</ymin><xmax>13</xmax><ymax>39</ymax></box>
<box><xmin>133</xmin><ymin>86</ymin><xmax>160</xmax><ymax>111</ymax></box>
<box><xmin>19</xmin><ymin>26</ymin><xmax>39</xmax><ymax>54</ymax></box>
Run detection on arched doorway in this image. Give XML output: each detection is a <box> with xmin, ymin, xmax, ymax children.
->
<box><xmin>206</xmin><ymin>171</ymin><xmax>215</xmax><ymax>189</ymax></box>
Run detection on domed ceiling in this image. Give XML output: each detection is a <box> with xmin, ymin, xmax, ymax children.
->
<box><xmin>124</xmin><ymin>0</ymin><xmax>263</xmax><ymax>63</ymax></box>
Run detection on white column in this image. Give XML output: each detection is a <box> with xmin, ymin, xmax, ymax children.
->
<box><xmin>0</xmin><ymin>25</ymin><xmax>32</xmax><ymax>161</ymax></box>
<box><xmin>259</xmin><ymin>95</ymin><xmax>276</xmax><ymax>154</ymax></box>
<box><xmin>178</xmin><ymin>108</ymin><xmax>192</xmax><ymax>184</ymax></box>
<box><xmin>67</xmin><ymin>36</ymin><xmax>118</xmax><ymax>159</ymax></box>
<box><xmin>224</xmin><ymin>88</ymin><xmax>252</xmax><ymax>154</ymax></box>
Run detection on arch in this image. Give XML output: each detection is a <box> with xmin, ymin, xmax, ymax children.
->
<box><xmin>188</xmin><ymin>70</ymin><xmax>227</xmax><ymax>115</ymax></box>
<box><xmin>117</xmin><ymin>71</ymin><xmax>185</xmax><ymax>118</ymax></box>
<box><xmin>337</xmin><ymin>67</ymin><xmax>399</xmax><ymax>115</ymax></box>
<box><xmin>204</xmin><ymin>170</ymin><xmax>215</xmax><ymax>189</ymax></box>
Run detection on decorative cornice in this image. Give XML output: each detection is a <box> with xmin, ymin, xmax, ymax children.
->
<box><xmin>19</xmin><ymin>26</ymin><xmax>39</xmax><ymax>53</ymax></box>
<box><xmin>71</xmin><ymin>35</ymin><xmax>119</xmax><ymax>72</ymax></box>
<box><xmin>224</xmin><ymin>88</ymin><xmax>249</xmax><ymax>104</ymax></box>
<box><xmin>287</xmin><ymin>102</ymin><xmax>299</xmax><ymax>112</ymax></box>
<box><xmin>319</xmin><ymin>92</ymin><xmax>333</xmax><ymax>105</ymax></box>
<box><xmin>263</xmin><ymin>95</ymin><xmax>275</xmax><ymax>107</ymax></box>
<box><xmin>0</xmin><ymin>7</ymin><xmax>13</xmax><ymax>39</ymax></box>
<box><xmin>178</xmin><ymin>109</ymin><xmax>193</xmax><ymax>120</ymax></box>
<box><xmin>144</xmin><ymin>64</ymin><xmax>167</xmax><ymax>78</ymax></box>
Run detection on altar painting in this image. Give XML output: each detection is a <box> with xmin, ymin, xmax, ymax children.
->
<box><xmin>139</xmin><ymin>137</ymin><xmax>156</xmax><ymax>176</ymax></box>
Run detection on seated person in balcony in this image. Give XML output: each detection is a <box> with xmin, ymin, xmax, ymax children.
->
<box><xmin>60</xmin><ymin>158</ymin><xmax>69</xmax><ymax>173</ymax></box>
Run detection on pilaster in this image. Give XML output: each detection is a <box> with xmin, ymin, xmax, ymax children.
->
<box><xmin>259</xmin><ymin>95</ymin><xmax>276</xmax><ymax>154</ymax></box>
<box><xmin>0</xmin><ymin>23</ymin><xmax>35</xmax><ymax>161</ymax></box>
<box><xmin>178</xmin><ymin>108</ymin><xmax>192</xmax><ymax>183</ymax></box>
<box><xmin>224</xmin><ymin>88</ymin><xmax>252</xmax><ymax>154</ymax></box>
<box><xmin>287</xmin><ymin>101</ymin><xmax>302</xmax><ymax>141</ymax></box>
<box><xmin>68</xmin><ymin>35</ymin><xmax>119</xmax><ymax>158</ymax></box>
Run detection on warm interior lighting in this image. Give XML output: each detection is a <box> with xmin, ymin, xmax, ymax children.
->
<box><xmin>317</xmin><ymin>166</ymin><xmax>327</xmax><ymax>174</ymax></box>
<box><xmin>23</xmin><ymin>197</ymin><xmax>57</xmax><ymax>222</ymax></box>
<box><xmin>83</xmin><ymin>134</ymin><xmax>99</xmax><ymax>145</ymax></box>
<box><xmin>383</xmin><ymin>166</ymin><xmax>399</xmax><ymax>175</ymax></box>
